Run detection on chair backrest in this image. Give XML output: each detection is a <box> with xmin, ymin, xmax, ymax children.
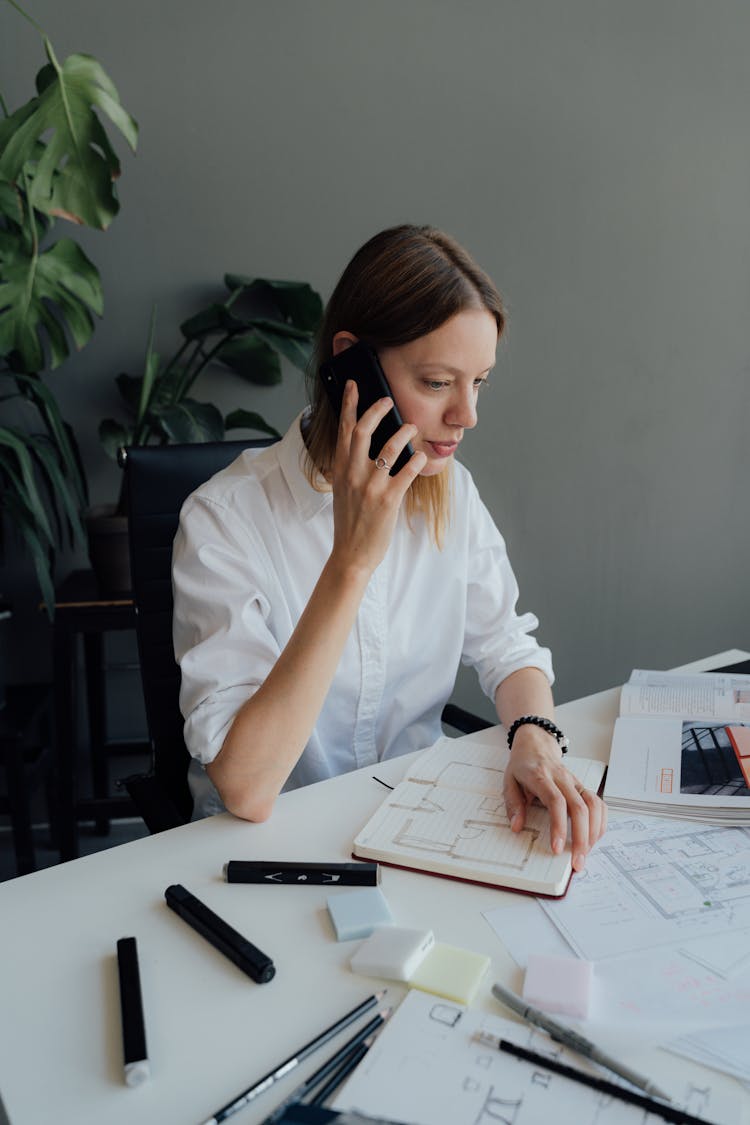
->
<box><xmin>125</xmin><ymin>438</ymin><xmax>275</xmax><ymax>827</ymax></box>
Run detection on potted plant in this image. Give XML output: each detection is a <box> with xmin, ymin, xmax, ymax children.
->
<box><xmin>0</xmin><ymin>0</ymin><xmax>137</xmax><ymax>613</ymax></box>
<box><xmin>91</xmin><ymin>274</ymin><xmax>322</xmax><ymax>591</ymax></box>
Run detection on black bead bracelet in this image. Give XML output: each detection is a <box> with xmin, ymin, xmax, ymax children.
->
<box><xmin>506</xmin><ymin>715</ymin><xmax>569</xmax><ymax>754</ymax></box>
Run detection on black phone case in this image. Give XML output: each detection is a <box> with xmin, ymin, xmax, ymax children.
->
<box><xmin>319</xmin><ymin>341</ymin><xmax>414</xmax><ymax>475</ymax></box>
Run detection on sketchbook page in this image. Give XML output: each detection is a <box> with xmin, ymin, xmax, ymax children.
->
<box><xmin>604</xmin><ymin>715</ymin><xmax>750</xmax><ymax>817</ymax></box>
<box><xmin>401</xmin><ymin>735</ymin><xmax>508</xmax><ymax>794</ymax></box>
<box><xmin>353</xmin><ymin>757</ymin><xmax>605</xmax><ymax>896</ymax></box>
<box><xmin>621</xmin><ymin>670</ymin><xmax>750</xmax><ymax>721</ymax></box>
<box><xmin>331</xmin><ymin>988</ymin><xmax>740</xmax><ymax>1125</ymax></box>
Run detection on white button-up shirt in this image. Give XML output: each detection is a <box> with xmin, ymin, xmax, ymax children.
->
<box><xmin>172</xmin><ymin>413</ymin><xmax>553</xmax><ymax>818</ymax></box>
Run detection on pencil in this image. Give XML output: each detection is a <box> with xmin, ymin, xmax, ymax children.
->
<box><xmin>260</xmin><ymin>1011</ymin><xmax>388</xmax><ymax>1124</ymax></box>
<box><xmin>479</xmin><ymin>1033</ymin><xmax>717</xmax><ymax>1125</ymax></box>
<box><xmin>199</xmin><ymin>991</ymin><xmax>387</xmax><ymax>1125</ymax></box>
<box><xmin>308</xmin><ymin>1038</ymin><xmax>373</xmax><ymax>1107</ymax></box>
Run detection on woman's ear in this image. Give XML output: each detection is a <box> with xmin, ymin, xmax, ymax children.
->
<box><xmin>331</xmin><ymin>331</ymin><xmax>358</xmax><ymax>357</ymax></box>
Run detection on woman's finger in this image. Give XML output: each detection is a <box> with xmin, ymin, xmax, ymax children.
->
<box><xmin>373</xmin><ymin>423</ymin><xmax>419</xmax><ymax>476</ymax></box>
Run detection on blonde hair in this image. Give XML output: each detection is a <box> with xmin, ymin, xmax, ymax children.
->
<box><xmin>304</xmin><ymin>225</ymin><xmax>506</xmax><ymax>545</ymax></box>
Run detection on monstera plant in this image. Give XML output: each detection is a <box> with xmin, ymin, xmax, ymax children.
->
<box><xmin>0</xmin><ymin>0</ymin><xmax>137</xmax><ymax>611</ymax></box>
<box><xmin>99</xmin><ymin>274</ymin><xmax>323</xmax><ymax>500</ymax></box>
<box><xmin>89</xmin><ymin>274</ymin><xmax>321</xmax><ymax>592</ymax></box>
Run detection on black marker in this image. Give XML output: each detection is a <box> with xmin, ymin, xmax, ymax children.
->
<box><xmin>479</xmin><ymin>1035</ymin><xmax>711</xmax><ymax>1125</ymax></box>
<box><xmin>116</xmin><ymin>936</ymin><xmax>150</xmax><ymax>1087</ymax></box>
<box><xmin>224</xmin><ymin>861</ymin><xmax>379</xmax><ymax>886</ymax></box>
<box><xmin>164</xmin><ymin>884</ymin><xmax>275</xmax><ymax>983</ymax></box>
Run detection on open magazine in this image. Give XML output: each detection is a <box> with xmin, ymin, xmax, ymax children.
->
<box><xmin>603</xmin><ymin>669</ymin><xmax>750</xmax><ymax>823</ymax></box>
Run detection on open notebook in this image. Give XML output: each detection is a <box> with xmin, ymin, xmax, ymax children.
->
<box><xmin>353</xmin><ymin>735</ymin><xmax>605</xmax><ymax>898</ymax></box>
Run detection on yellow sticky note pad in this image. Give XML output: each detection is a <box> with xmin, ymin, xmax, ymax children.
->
<box><xmin>407</xmin><ymin>942</ymin><xmax>490</xmax><ymax>1005</ymax></box>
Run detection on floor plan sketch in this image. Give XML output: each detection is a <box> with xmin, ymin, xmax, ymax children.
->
<box><xmin>331</xmin><ymin>990</ymin><xmax>739</xmax><ymax>1125</ymax></box>
<box><xmin>540</xmin><ymin>815</ymin><xmax>750</xmax><ymax>960</ymax></box>
<box><xmin>354</xmin><ymin>736</ymin><xmax>606</xmax><ymax>893</ymax></box>
<box><xmin>367</xmin><ymin>773</ymin><xmax>540</xmax><ymax>873</ymax></box>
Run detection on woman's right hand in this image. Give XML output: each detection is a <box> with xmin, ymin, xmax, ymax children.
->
<box><xmin>330</xmin><ymin>380</ymin><xmax>427</xmax><ymax>577</ymax></box>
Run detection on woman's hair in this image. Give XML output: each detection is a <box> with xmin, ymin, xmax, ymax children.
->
<box><xmin>304</xmin><ymin>224</ymin><xmax>506</xmax><ymax>544</ymax></box>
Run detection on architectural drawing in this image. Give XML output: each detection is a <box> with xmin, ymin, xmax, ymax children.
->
<box><xmin>539</xmin><ymin>815</ymin><xmax>750</xmax><ymax>962</ymax></box>
<box><xmin>598</xmin><ymin>819</ymin><xmax>750</xmax><ymax>921</ymax></box>
<box><xmin>332</xmin><ymin>991</ymin><xmax>738</xmax><ymax>1125</ymax></box>
<box><xmin>372</xmin><ymin>755</ymin><xmax>537</xmax><ymax>870</ymax></box>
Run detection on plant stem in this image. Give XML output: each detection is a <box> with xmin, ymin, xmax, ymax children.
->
<box><xmin>43</xmin><ymin>36</ymin><xmax>80</xmax><ymax>159</ymax></box>
<box><xmin>176</xmin><ymin>334</ymin><xmax>231</xmax><ymax>401</ymax></box>
<box><xmin>4</xmin><ymin>0</ymin><xmax>45</xmax><ymax>36</ymax></box>
<box><xmin>20</xmin><ymin>168</ymin><xmax>39</xmax><ymax>324</ymax></box>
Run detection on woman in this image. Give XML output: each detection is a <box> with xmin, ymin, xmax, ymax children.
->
<box><xmin>173</xmin><ymin>224</ymin><xmax>607</xmax><ymax>869</ymax></box>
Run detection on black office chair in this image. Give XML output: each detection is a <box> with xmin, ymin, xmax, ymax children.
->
<box><xmin>124</xmin><ymin>439</ymin><xmax>491</xmax><ymax>834</ymax></box>
<box><xmin>123</xmin><ymin>439</ymin><xmax>268</xmax><ymax>832</ymax></box>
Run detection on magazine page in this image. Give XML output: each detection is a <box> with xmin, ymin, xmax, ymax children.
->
<box><xmin>604</xmin><ymin>714</ymin><xmax>750</xmax><ymax>815</ymax></box>
<box><xmin>620</xmin><ymin>670</ymin><xmax>750</xmax><ymax>722</ymax></box>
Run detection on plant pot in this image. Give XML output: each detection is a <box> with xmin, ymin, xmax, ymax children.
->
<box><xmin>86</xmin><ymin>505</ymin><xmax>131</xmax><ymax>596</ymax></box>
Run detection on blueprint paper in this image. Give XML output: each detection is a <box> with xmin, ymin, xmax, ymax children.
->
<box><xmin>538</xmin><ymin>813</ymin><xmax>750</xmax><ymax>960</ymax></box>
<box><xmin>485</xmin><ymin>898</ymin><xmax>750</xmax><ymax>1046</ymax></box>
<box><xmin>668</xmin><ymin>1026</ymin><xmax>750</xmax><ymax>1085</ymax></box>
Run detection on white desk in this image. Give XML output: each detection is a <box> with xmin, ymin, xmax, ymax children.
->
<box><xmin>1</xmin><ymin>650</ymin><xmax>748</xmax><ymax>1125</ymax></box>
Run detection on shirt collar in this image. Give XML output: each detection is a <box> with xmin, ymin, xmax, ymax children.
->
<box><xmin>277</xmin><ymin>409</ymin><xmax>332</xmax><ymax>521</ymax></box>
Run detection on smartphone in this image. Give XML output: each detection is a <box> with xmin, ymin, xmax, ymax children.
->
<box><xmin>319</xmin><ymin>340</ymin><xmax>415</xmax><ymax>475</ymax></box>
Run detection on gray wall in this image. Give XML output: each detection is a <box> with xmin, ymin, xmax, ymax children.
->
<box><xmin>2</xmin><ymin>0</ymin><xmax>749</xmax><ymax>725</ymax></box>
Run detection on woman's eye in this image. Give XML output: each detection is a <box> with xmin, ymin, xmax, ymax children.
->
<box><xmin>425</xmin><ymin>380</ymin><xmax>449</xmax><ymax>391</ymax></box>
<box><xmin>475</xmin><ymin>378</ymin><xmax>490</xmax><ymax>390</ymax></box>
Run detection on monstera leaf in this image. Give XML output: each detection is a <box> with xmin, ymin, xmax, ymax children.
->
<box><xmin>0</xmin><ymin>231</ymin><xmax>102</xmax><ymax>371</ymax></box>
<box><xmin>0</xmin><ymin>14</ymin><xmax>136</xmax><ymax>613</ymax></box>
<box><xmin>156</xmin><ymin>399</ymin><xmax>225</xmax><ymax>444</ymax></box>
<box><xmin>0</xmin><ymin>45</ymin><xmax>138</xmax><ymax>229</ymax></box>
<box><xmin>224</xmin><ymin>276</ymin><xmax>322</xmax><ymax>332</ymax></box>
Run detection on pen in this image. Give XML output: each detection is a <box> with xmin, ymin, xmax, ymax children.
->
<box><xmin>165</xmin><ymin>884</ymin><xmax>275</xmax><ymax>983</ymax></box>
<box><xmin>199</xmin><ymin>990</ymin><xmax>387</xmax><ymax>1125</ymax></box>
<box><xmin>116</xmin><ymin>936</ymin><xmax>150</xmax><ymax>1087</ymax></box>
<box><xmin>477</xmin><ymin>1033</ymin><xmax>716</xmax><ymax>1125</ymax></box>
<box><xmin>260</xmin><ymin>1010</ymin><xmax>389</xmax><ymax>1124</ymax></box>
<box><xmin>225</xmin><ymin>861</ymin><xmax>379</xmax><ymax>886</ymax></box>
<box><xmin>491</xmin><ymin>981</ymin><xmax>671</xmax><ymax>1102</ymax></box>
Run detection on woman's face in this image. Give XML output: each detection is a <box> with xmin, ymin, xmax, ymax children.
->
<box><xmin>377</xmin><ymin>308</ymin><xmax>498</xmax><ymax>476</ymax></box>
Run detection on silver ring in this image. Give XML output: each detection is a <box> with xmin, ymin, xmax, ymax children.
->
<box><xmin>375</xmin><ymin>457</ymin><xmax>390</xmax><ymax>470</ymax></box>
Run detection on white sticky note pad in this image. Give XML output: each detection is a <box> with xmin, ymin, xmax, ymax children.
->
<box><xmin>523</xmin><ymin>953</ymin><xmax>593</xmax><ymax>1019</ymax></box>
<box><xmin>351</xmin><ymin>926</ymin><xmax>435</xmax><ymax>981</ymax></box>
<box><xmin>327</xmin><ymin>886</ymin><xmax>393</xmax><ymax>942</ymax></box>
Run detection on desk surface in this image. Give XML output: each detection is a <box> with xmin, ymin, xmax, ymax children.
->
<box><xmin>1</xmin><ymin>650</ymin><xmax>748</xmax><ymax>1125</ymax></box>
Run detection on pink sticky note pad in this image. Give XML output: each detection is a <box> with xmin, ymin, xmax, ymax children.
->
<box><xmin>523</xmin><ymin>954</ymin><xmax>592</xmax><ymax>1019</ymax></box>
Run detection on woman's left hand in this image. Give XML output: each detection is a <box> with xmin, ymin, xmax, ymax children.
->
<box><xmin>502</xmin><ymin>724</ymin><xmax>607</xmax><ymax>871</ymax></box>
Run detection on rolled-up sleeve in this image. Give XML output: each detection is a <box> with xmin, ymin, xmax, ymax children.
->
<box><xmin>461</xmin><ymin>483</ymin><xmax>554</xmax><ymax>701</ymax></box>
<box><xmin>172</xmin><ymin>493</ymin><xmax>281</xmax><ymax>766</ymax></box>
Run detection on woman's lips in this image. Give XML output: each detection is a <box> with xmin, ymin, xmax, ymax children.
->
<box><xmin>427</xmin><ymin>441</ymin><xmax>459</xmax><ymax>458</ymax></box>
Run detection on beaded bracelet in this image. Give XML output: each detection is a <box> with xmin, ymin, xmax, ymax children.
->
<box><xmin>506</xmin><ymin>715</ymin><xmax>569</xmax><ymax>755</ymax></box>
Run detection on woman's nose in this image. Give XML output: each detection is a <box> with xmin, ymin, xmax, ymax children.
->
<box><xmin>445</xmin><ymin>388</ymin><xmax>478</xmax><ymax>430</ymax></box>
